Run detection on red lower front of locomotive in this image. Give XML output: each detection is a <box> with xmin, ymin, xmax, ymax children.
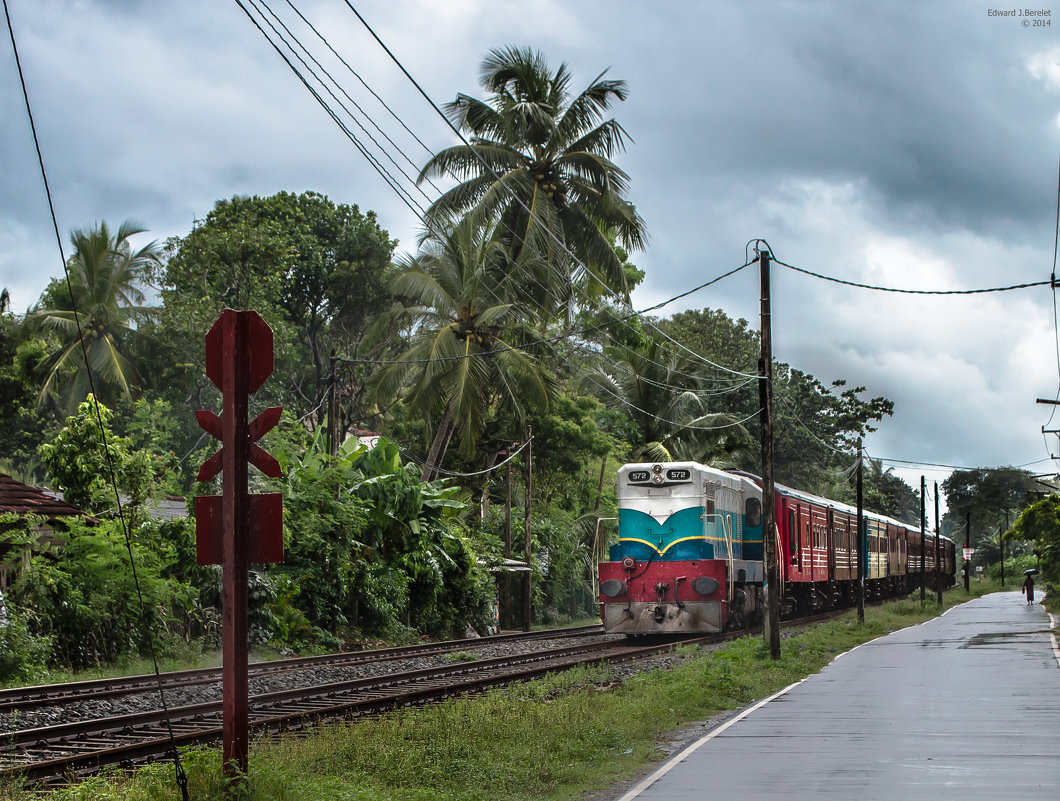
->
<box><xmin>598</xmin><ymin>559</ymin><xmax>729</xmax><ymax>634</ymax></box>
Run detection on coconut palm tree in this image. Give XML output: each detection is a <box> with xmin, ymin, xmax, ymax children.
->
<box><xmin>418</xmin><ymin>46</ymin><xmax>646</xmax><ymax>312</ymax></box>
<box><xmin>27</xmin><ymin>220</ymin><xmax>160</xmax><ymax>412</ymax></box>
<box><xmin>582</xmin><ymin>337</ymin><xmax>752</xmax><ymax>464</ymax></box>
<box><xmin>370</xmin><ymin>216</ymin><xmax>555</xmax><ymax>480</ymax></box>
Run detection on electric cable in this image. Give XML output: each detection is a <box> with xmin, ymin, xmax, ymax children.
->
<box><xmin>341</xmin><ymin>2</ymin><xmax>766</xmax><ymax>382</ymax></box>
<box><xmin>775</xmin><ymin>258</ymin><xmax>1050</xmax><ymax>295</ymax></box>
<box><xmin>253</xmin><ymin>0</ymin><xmax>442</xmax><ymax>204</ymax></box>
<box><xmin>398</xmin><ymin>435</ymin><xmax>532</xmax><ymax>478</ymax></box>
<box><xmin>234</xmin><ymin>0</ymin><xmax>432</xmax><ymax>224</ymax></box>
<box><xmin>3</xmin><ymin>2</ymin><xmax>190</xmax><ymax>797</ymax></box>
<box><xmin>245</xmin><ymin>2</ymin><xmax>764</xmax><ymax>392</ymax></box>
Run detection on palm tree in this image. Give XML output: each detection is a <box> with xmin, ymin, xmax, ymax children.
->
<box><xmin>582</xmin><ymin>337</ymin><xmax>752</xmax><ymax>464</ymax></box>
<box><xmin>370</xmin><ymin>217</ymin><xmax>555</xmax><ymax>479</ymax></box>
<box><xmin>418</xmin><ymin>46</ymin><xmax>646</xmax><ymax>312</ymax></box>
<box><xmin>27</xmin><ymin>220</ymin><xmax>160</xmax><ymax>412</ymax></box>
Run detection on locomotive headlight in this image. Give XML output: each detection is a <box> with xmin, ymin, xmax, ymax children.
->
<box><xmin>651</xmin><ymin>464</ymin><xmax>663</xmax><ymax>474</ymax></box>
<box><xmin>652</xmin><ymin>475</ymin><xmax>664</xmax><ymax>484</ymax></box>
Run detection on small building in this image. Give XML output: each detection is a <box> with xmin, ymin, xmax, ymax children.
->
<box><xmin>0</xmin><ymin>472</ymin><xmax>95</xmax><ymax>592</ymax></box>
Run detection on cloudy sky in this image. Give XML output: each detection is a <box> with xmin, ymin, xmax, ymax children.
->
<box><xmin>3</xmin><ymin>0</ymin><xmax>1060</xmax><ymax>495</ymax></box>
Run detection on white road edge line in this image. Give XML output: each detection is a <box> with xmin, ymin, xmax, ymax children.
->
<box><xmin>614</xmin><ymin>638</ymin><xmax>883</xmax><ymax>801</ymax></box>
<box><xmin>612</xmin><ymin>678</ymin><xmax>807</xmax><ymax>801</ymax></box>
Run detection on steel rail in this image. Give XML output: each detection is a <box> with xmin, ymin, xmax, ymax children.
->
<box><xmin>0</xmin><ymin>634</ymin><xmax>699</xmax><ymax>785</ymax></box>
<box><xmin>0</xmin><ymin>624</ymin><xmax>603</xmax><ymax>715</ymax></box>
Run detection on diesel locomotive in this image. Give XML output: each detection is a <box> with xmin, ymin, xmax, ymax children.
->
<box><xmin>598</xmin><ymin>461</ymin><xmax>956</xmax><ymax>634</ymax></box>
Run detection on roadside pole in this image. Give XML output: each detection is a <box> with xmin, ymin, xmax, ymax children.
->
<box><xmin>758</xmin><ymin>247</ymin><xmax>781</xmax><ymax>659</ymax></box>
<box><xmin>920</xmin><ymin>476</ymin><xmax>926</xmax><ymax>604</ymax></box>
<box><xmin>194</xmin><ymin>310</ymin><xmax>284</xmax><ymax>784</ymax></box>
<box><xmin>523</xmin><ymin>425</ymin><xmax>532</xmax><ymax>633</ymax></box>
<box><xmin>857</xmin><ymin>439</ymin><xmax>865</xmax><ymax>623</ymax></box>
<box><xmin>934</xmin><ymin>482</ymin><xmax>941</xmax><ymax>606</ymax></box>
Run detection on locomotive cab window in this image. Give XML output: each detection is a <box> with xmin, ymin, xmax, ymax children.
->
<box><xmin>745</xmin><ymin>497</ymin><xmax>762</xmax><ymax>527</ymax></box>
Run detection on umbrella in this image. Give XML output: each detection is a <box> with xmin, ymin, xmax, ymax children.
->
<box><xmin>1023</xmin><ymin>568</ymin><xmax>1038</xmax><ymax>576</ymax></box>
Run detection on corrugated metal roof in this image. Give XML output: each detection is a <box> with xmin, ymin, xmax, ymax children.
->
<box><xmin>0</xmin><ymin>473</ymin><xmax>91</xmax><ymax>519</ymax></box>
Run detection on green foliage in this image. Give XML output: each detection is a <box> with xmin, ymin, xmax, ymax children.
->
<box><xmin>1007</xmin><ymin>494</ymin><xmax>1060</xmax><ymax>584</ymax></box>
<box><xmin>268</xmin><ymin>422</ymin><xmax>491</xmax><ymax>641</ymax></box>
<box><xmin>420</xmin><ymin>47</ymin><xmax>646</xmax><ymax>306</ymax></box>
<box><xmin>0</xmin><ymin>320</ymin><xmax>52</xmax><ymax>478</ymax></box>
<box><xmin>0</xmin><ymin>610</ymin><xmax>54</xmax><ymax>684</ymax></box>
<box><xmin>11</xmin><ymin>518</ymin><xmax>198</xmax><ymax>669</ymax></box>
<box><xmin>155</xmin><ymin>190</ymin><xmax>396</xmax><ymax>476</ymax></box>
<box><xmin>370</xmin><ymin>215</ymin><xmax>556</xmax><ymax>475</ymax></box>
<box><xmin>37</xmin><ymin>396</ymin><xmax>169</xmax><ymax>524</ymax></box>
<box><xmin>25</xmin><ymin>220</ymin><xmax>161</xmax><ymax>413</ymax></box>
<box><xmin>944</xmin><ymin>467</ymin><xmax>1038</xmax><ymax>549</ymax></box>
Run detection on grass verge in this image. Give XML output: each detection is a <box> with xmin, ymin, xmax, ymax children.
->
<box><xmin>0</xmin><ymin>583</ymin><xmax>1027</xmax><ymax>801</ymax></box>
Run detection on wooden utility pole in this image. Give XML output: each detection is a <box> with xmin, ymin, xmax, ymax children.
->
<box><xmin>503</xmin><ymin>449</ymin><xmax>512</xmax><ymax>630</ymax></box>
<box><xmin>758</xmin><ymin>248</ymin><xmax>781</xmax><ymax>659</ymax></box>
<box><xmin>523</xmin><ymin>426</ymin><xmax>532</xmax><ymax>633</ymax></box>
<box><xmin>327</xmin><ymin>352</ymin><xmax>338</xmax><ymax>458</ymax></box>
<box><xmin>857</xmin><ymin>439</ymin><xmax>865</xmax><ymax>623</ymax></box>
<box><xmin>934</xmin><ymin>482</ymin><xmax>941</xmax><ymax>606</ymax></box>
<box><xmin>1001</xmin><ymin>509</ymin><xmax>1009</xmax><ymax>587</ymax></box>
<box><xmin>920</xmin><ymin>475</ymin><xmax>926</xmax><ymax>604</ymax></box>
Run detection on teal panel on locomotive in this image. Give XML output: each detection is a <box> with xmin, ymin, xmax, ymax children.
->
<box><xmin>611</xmin><ymin>506</ymin><xmax>735</xmax><ymax>561</ymax></box>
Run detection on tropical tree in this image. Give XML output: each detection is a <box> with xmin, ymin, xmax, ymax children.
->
<box><xmin>370</xmin><ymin>216</ymin><xmax>555</xmax><ymax>479</ymax></box>
<box><xmin>27</xmin><ymin>220</ymin><xmax>160</xmax><ymax>412</ymax></box>
<box><xmin>582</xmin><ymin>336</ymin><xmax>752</xmax><ymax>463</ymax></box>
<box><xmin>1007</xmin><ymin>494</ymin><xmax>1060</xmax><ymax>584</ymax></box>
<box><xmin>418</xmin><ymin>46</ymin><xmax>646</xmax><ymax>311</ymax></box>
<box><xmin>158</xmin><ymin>191</ymin><xmax>396</xmax><ymax>431</ymax></box>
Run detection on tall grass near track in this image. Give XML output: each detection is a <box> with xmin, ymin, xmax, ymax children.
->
<box><xmin>3</xmin><ymin>585</ymin><xmax>1011</xmax><ymax>801</ymax></box>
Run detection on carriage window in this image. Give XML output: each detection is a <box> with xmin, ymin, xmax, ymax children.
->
<box><xmin>745</xmin><ymin>498</ymin><xmax>762</xmax><ymax>527</ymax></box>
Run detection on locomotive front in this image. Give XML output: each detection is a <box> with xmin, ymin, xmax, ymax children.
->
<box><xmin>598</xmin><ymin>462</ymin><xmax>764</xmax><ymax>634</ymax></box>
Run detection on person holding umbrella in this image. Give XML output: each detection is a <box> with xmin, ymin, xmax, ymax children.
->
<box><xmin>1021</xmin><ymin>570</ymin><xmax>1036</xmax><ymax>606</ymax></box>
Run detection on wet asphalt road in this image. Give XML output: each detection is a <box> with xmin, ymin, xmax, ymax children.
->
<box><xmin>619</xmin><ymin>591</ymin><xmax>1060</xmax><ymax>800</ymax></box>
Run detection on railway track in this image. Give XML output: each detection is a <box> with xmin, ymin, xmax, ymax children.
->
<box><xmin>0</xmin><ymin>624</ymin><xmax>602</xmax><ymax>716</ymax></box>
<box><xmin>0</xmin><ymin>629</ymin><xmax>705</xmax><ymax>786</ymax></box>
<box><xmin>0</xmin><ymin>608</ymin><xmax>861</xmax><ymax>787</ymax></box>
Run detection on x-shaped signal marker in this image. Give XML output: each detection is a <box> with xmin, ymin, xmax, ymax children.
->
<box><xmin>195</xmin><ymin>406</ymin><xmax>283</xmax><ymax>482</ymax></box>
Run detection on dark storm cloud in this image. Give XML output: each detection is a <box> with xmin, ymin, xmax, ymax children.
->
<box><xmin>2</xmin><ymin>0</ymin><xmax>1058</xmax><ymax>484</ymax></box>
<box><xmin>612</xmin><ymin>2</ymin><xmax>1056</xmax><ymax>238</ymax></box>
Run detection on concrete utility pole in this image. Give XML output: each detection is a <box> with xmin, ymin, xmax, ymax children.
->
<box><xmin>934</xmin><ymin>482</ymin><xmax>942</xmax><ymax>606</ymax></box>
<box><xmin>857</xmin><ymin>439</ymin><xmax>865</xmax><ymax>624</ymax></box>
<box><xmin>758</xmin><ymin>247</ymin><xmax>781</xmax><ymax>659</ymax></box>
<box><xmin>920</xmin><ymin>476</ymin><xmax>926</xmax><ymax>604</ymax></box>
<box><xmin>965</xmin><ymin>513</ymin><xmax>971</xmax><ymax>592</ymax></box>
<box><xmin>1000</xmin><ymin>510</ymin><xmax>1009</xmax><ymax>593</ymax></box>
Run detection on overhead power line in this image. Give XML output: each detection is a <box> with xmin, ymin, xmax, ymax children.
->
<box><xmin>776</xmin><ymin>258</ymin><xmax>1052</xmax><ymax>295</ymax></box>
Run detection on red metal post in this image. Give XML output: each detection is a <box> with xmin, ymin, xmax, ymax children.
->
<box><xmin>221</xmin><ymin>311</ymin><xmax>250</xmax><ymax>777</ymax></box>
<box><xmin>194</xmin><ymin>309</ymin><xmax>284</xmax><ymax>782</ymax></box>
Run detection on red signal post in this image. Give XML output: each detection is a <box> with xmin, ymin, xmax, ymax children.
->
<box><xmin>194</xmin><ymin>310</ymin><xmax>284</xmax><ymax>779</ymax></box>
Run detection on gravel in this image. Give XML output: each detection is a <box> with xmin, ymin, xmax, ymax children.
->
<box><xmin>0</xmin><ymin>631</ymin><xmax>661</xmax><ymax>734</ymax></box>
